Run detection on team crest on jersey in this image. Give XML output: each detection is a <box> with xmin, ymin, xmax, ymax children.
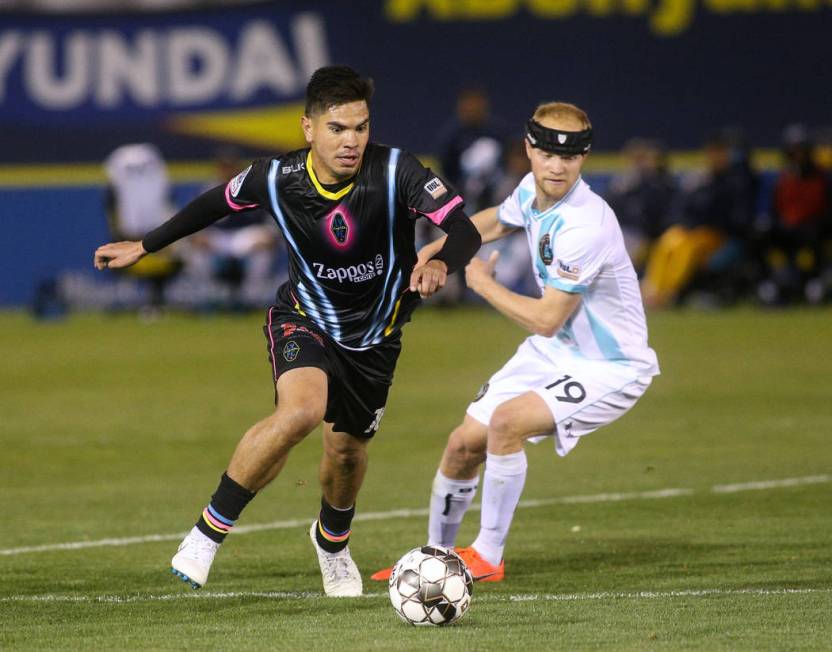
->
<box><xmin>538</xmin><ymin>233</ymin><xmax>554</xmax><ymax>265</ymax></box>
<box><xmin>424</xmin><ymin>177</ymin><xmax>447</xmax><ymax>199</ymax></box>
<box><xmin>331</xmin><ymin>212</ymin><xmax>348</xmax><ymax>244</ymax></box>
<box><xmin>283</xmin><ymin>340</ymin><xmax>300</xmax><ymax>362</ymax></box>
<box><xmin>556</xmin><ymin>259</ymin><xmax>581</xmax><ymax>280</ymax></box>
<box><xmin>324</xmin><ymin>204</ymin><xmax>355</xmax><ymax>249</ymax></box>
<box><xmin>229</xmin><ymin>165</ymin><xmax>251</xmax><ymax>198</ymax></box>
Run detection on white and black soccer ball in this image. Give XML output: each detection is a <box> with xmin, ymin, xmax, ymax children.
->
<box><xmin>388</xmin><ymin>545</ymin><xmax>473</xmax><ymax>626</ymax></box>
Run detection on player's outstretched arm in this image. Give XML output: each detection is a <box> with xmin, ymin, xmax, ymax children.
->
<box><xmin>94</xmin><ymin>240</ymin><xmax>147</xmax><ymax>270</ymax></box>
<box><xmin>415</xmin><ymin>206</ymin><xmax>513</xmax><ymax>265</ymax></box>
<box><xmin>93</xmin><ymin>185</ymin><xmax>235</xmax><ymax>273</ymax></box>
<box><xmin>410</xmin><ymin>207</ymin><xmax>481</xmax><ymax>298</ymax></box>
<box><xmin>465</xmin><ymin>251</ymin><xmax>581</xmax><ymax>336</ymax></box>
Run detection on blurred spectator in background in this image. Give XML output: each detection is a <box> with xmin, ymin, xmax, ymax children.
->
<box><xmin>104</xmin><ymin>143</ymin><xmax>181</xmax><ymax>313</ymax></box>
<box><xmin>813</xmin><ymin>127</ymin><xmax>832</xmax><ymax>172</ymax></box>
<box><xmin>756</xmin><ymin>125</ymin><xmax>831</xmax><ymax>305</ymax></box>
<box><xmin>481</xmin><ymin>138</ymin><xmax>535</xmax><ymax>295</ymax></box>
<box><xmin>641</xmin><ymin>129</ymin><xmax>758</xmax><ymax>307</ymax></box>
<box><xmin>605</xmin><ymin>138</ymin><xmax>676</xmax><ymax>274</ymax></box>
<box><xmin>184</xmin><ymin>147</ymin><xmax>279</xmax><ymax>311</ymax></box>
<box><xmin>437</xmin><ymin>86</ymin><xmax>506</xmax><ymax>213</ymax></box>
<box><xmin>421</xmin><ymin>87</ymin><xmax>506</xmax><ymax>305</ymax></box>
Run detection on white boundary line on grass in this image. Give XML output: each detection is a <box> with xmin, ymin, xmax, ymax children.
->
<box><xmin>1</xmin><ymin>474</ymin><xmax>828</xmax><ymax>557</ymax></box>
<box><xmin>1</xmin><ymin>587</ymin><xmax>829</xmax><ymax>605</ymax></box>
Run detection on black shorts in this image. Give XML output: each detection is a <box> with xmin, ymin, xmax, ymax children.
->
<box><xmin>262</xmin><ymin>306</ymin><xmax>401</xmax><ymax>438</ymax></box>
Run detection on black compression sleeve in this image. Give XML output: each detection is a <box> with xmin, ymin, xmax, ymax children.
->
<box><xmin>431</xmin><ymin>207</ymin><xmax>482</xmax><ymax>274</ymax></box>
<box><xmin>141</xmin><ymin>185</ymin><xmax>230</xmax><ymax>253</ymax></box>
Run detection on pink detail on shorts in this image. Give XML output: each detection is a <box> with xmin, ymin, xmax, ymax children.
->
<box><xmin>419</xmin><ymin>195</ymin><xmax>463</xmax><ymax>226</ymax></box>
<box><xmin>225</xmin><ymin>183</ymin><xmax>259</xmax><ymax>211</ymax></box>
<box><xmin>322</xmin><ymin>203</ymin><xmax>355</xmax><ymax>249</ymax></box>
<box><xmin>267</xmin><ymin>307</ymin><xmax>278</xmax><ymax>382</ymax></box>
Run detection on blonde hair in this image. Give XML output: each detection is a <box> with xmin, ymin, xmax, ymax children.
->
<box><xmin>533</xmin><ymin>102</ymin><xmax>591</xmax><ymax>130</ymax></box>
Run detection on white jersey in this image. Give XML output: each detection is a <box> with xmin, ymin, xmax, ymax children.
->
<box><xmin>104</xmin><ymin>143</ymin><xmax>174</xmax><ymax>239</ymax></box>
<box><xmin>498</xmin><ymin>173</ymin><xmax>659</xmax><ymax>377</ymax></box>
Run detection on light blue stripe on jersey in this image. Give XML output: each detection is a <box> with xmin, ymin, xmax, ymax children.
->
<box><xmin>363</xmin><ymin>148</ymin><xmax>401</xmax><ymax>345</ymax></box>
<box><xmin>267</xmin><ymin>160</ymin><xmax>342</xmax><ymax>340</ymax></box>
<box><xmin>584</xmin><ymin>303</ymin><xmax>625</xmax><ymax>361</ymax></box>
<box><xmin>546</xmin><ymin>277</ymin><xmax>588</xmax><ymax>294</ymax></box>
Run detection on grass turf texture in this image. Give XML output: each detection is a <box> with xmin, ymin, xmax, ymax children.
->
<box><xmin>1</xmin><ymin>307</ymin><xmax>830</xmax><ymax>650</ymax></box>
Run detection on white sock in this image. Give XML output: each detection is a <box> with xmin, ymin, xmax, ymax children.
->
<box><xmin>427</xmin><ymin>470</ymin><xmax>478</xmax><ymax>548</ymax></box>
<box><xmin>472</xmin><ymin>450</ymin><xmax>527</xmax><ymax>566</ymax></box>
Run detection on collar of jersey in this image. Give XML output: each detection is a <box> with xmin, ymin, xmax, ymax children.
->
<box><xmin>306</xmin><ymin>150</ymin><xmax>356</xmax><ymax>201</ymax></box>
<box><xmin>530</xmin><ymin>176</ymin><xmax>582</xmax><ymax>220</ymax></box>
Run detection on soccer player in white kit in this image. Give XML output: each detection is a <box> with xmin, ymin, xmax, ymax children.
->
<box><xmin>373</xmin><ymin>101</ymin><xmax>659</xmax><ymax>583</ymax></box>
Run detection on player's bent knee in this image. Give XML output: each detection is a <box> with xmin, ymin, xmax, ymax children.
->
<box><xmin>323</xmin><ymin>438</ymin><xmax>367</xmax><ymax>469</ymax></box>
<box><xmin>444</xmin><ymin>421</ymin><xmax>487</xmax><ymax>470</ymax></box>
<box><xmin>269</xmin><ymin>403</ymin><xmax>324</xmax><ymax>444</ymax></box>
<box><xmin>488</xmin><ymin>404</ymin><xmax>525</xmax><ymax>446</ymax></box>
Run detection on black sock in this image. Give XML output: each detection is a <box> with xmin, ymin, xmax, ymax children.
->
<box><xmin>195</xmin><ymin>472</ymin><xmax>256</xmax><ymax>544</ymax></box>
<box><xmin>315</xmin><ymin>497</ymin><xmax>355</xmax><ymax>553</ymax></box>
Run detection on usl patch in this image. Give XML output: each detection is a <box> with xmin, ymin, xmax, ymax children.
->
<box><xmin>424</xmin><ymin>177</ymin><xmax>447</xmax><ymax>199</ymax></box>
<box><xmin>538</xmin><ymin>233</ymin><xmax>553</xmax><ymax>265</ymax></box>
<box><xmin>283</xmin><ymin>340</ymin><xmax>300</xmax><ymax>362</ymax></box>
<box><xmin>330</xmin><ymin>212</ymin><xmax>348</xmax><ymax>244</ymax></box>
<box><xmin>473</xmin><ymin>382</ymin><xmax>489</xmax><ymax>402</ymax></box>
<box><xmin>556</xmin><ymin>259</ymin><xmax>581</xmax><ymax>280</ymax></box>
<box><xmin>229</xmin><ymin>165</ymin><xmax>252</xmax><ymax>198</ymax></box>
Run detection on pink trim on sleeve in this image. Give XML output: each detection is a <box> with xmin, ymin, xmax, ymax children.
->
<box><xmin>225</xmin><ymin>183</ymin><xmax>259</xmax><ymax>211</ymax></box>
<box><xmin>418</xmin><ymin>195</ymin><xmax>463</xmax><ymax>226</ymax></box>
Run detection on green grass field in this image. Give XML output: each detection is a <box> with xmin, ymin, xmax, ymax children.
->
<box><xmin>1</xmin><ymin>307</ymin><xmax>830</xmax><ymax>650</ymax></box>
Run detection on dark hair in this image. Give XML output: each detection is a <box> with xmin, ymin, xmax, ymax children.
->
<box><xmin>304</xmin><ymin>65</ymin><xmax>374</xmax><ymax>117</ymax></box>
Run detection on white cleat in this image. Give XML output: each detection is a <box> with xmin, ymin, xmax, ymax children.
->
<box><xmin>309</xmin><ymin>520</ymin><xmax>363</xmax><ymax>597</ymax></box>
<box><xmin>171</xmin><ymin>527</ymin><xmax>220</xmax><ymax>590</ymax></box>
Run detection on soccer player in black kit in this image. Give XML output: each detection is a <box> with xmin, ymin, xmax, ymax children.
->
<box><xmin>94</xmin><ymin>66</ymin><xmax>480</xmax><ymax>597</ymax></box>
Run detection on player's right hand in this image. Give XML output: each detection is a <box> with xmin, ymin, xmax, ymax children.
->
<box><xmin>94</xmin><ymin>241</ymin><xmax>147</xmax><ymax>270</ymax></box>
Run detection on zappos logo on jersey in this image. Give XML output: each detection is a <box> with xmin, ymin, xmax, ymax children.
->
<box><xmin>283</xmin><ymin>340</ymin><xmax>300</xmax><ymax>362</ymax></box>
<box><xmin>538</xmin><ymin>233</ymin><xmax>553</xmax><ymax>265</ymax></box>
<box><xmin>314</xmin><ymin>257</ymin><xmax>383</xmax><ymax>283</ymax></box>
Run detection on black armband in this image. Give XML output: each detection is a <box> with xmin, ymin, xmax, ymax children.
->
<box><xmin>431</xmin><ymin>206</ymin><xmax>482</xmax><ymax>274</ymax></box>
<box><xmin>142</xmin><ymin>185</ymin><xmax>230</xmax><ymax>253</ymax></box>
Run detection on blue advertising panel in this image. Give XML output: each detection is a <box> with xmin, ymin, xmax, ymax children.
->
<box><xmin>0</xmin><ymin>0</ymin><xmax>829</xmax><ymax>163</ymax></box>
<box><xmin>0</xmin><ymin>1</ymin><xmax>828</xmax><ymax>305</ymax></box>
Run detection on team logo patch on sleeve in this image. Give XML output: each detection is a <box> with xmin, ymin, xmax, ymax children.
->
<box><xmin>424</xmin><ymin>177</ymin><xmax>447</xmax><ymax>199</ymax></box>
<box><xmin>229</xmin><ymin>165</ymin><xmax>252</xmax><ymax>198</ymax></box>
<box><xmin>538</xmin><ymin>234</ymin><xmax>554</xmax><ymax>265</ymax></box>
<box><xmin>556</xmin><ymin>259</ymin><xmax>581</xmax><ymax>280</ymax></box>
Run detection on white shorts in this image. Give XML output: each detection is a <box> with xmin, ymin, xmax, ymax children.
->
<box><xmin>466</xmin><ymin>338</ymin><xmax>653</xmax><ymax>457</ymax></box>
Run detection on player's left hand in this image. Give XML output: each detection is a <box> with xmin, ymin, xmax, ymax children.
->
<box><xmin>465</xmin><ymin>250</ymin><xmax>499</xmax><ymax>294</ymax></box>
<box><xmin>409</xmin><ymin>259</ymin><xmax>448</xmax><ymax>299</ymax></box>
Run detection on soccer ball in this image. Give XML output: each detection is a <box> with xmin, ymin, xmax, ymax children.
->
<box><xmin>388</xmin><ymin>545</ymin><xmax>473</xmax><ymax>626</ymax></box>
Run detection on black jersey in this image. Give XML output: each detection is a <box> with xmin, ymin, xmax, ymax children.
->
<box><xmin>224</xmin><ymin>144</ymin><xmax>463</xmax><ymax>349</ymax></box>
